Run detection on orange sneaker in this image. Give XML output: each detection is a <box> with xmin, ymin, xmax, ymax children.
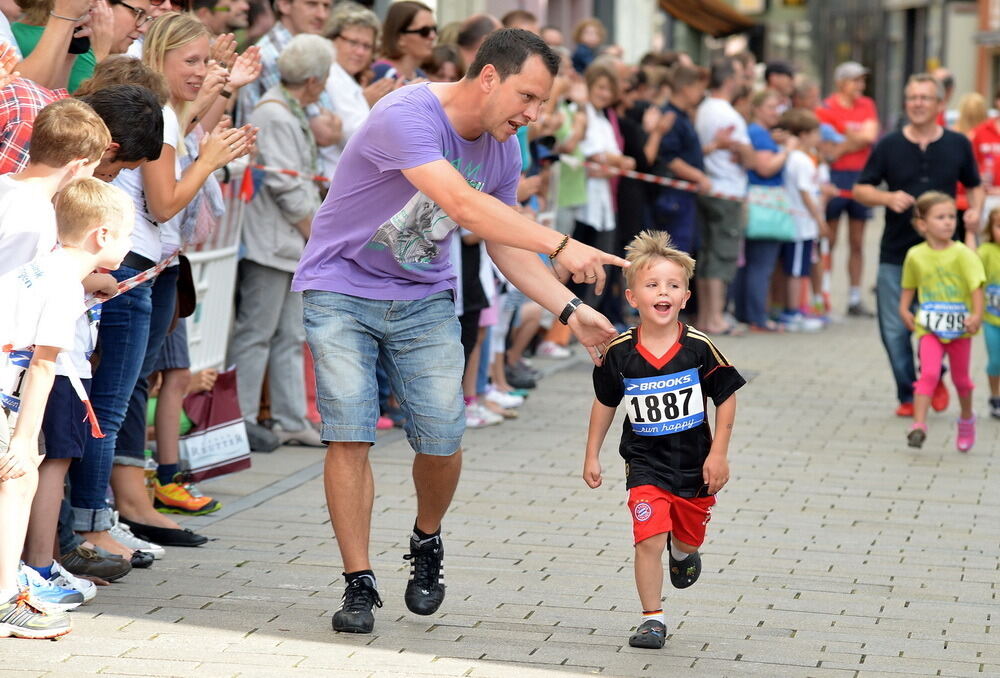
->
<box><xmin>895</xmin><ymin>402</ymin><xmax>914</xmax><ymax>417</ymax></box>
<box><xmin>931</xmin><ymin>381</ymin><xmax>949</xmax><ymax>412</ymax></box>
<box><xmin>154</xmin><ymin>475</ymin><xmax>221</xmax><ymax>516</ymax></box>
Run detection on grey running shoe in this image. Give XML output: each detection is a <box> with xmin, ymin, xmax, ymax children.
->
<box><xmin>0</xmin><ymin>592</ymin><xmax>71</xmax><ymax>639</ymax></box>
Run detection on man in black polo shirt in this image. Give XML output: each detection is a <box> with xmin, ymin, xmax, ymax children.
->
<box><xmin>854</xmin><ymin>73</ymin><xmax>983</xmax><ymax>417</ymax></box>
<box><xmin>650</xmin><ymin>64</ymin><xmax>712</xmax><ymax>255</ymax></box>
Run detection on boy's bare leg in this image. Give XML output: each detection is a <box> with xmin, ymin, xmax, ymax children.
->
<box><xmin>23</xmin><ymin>457</ymin><xmax>71</xmax><ymax>567</ymax></box>
<box><xmin>325</xmin><ymin>442</ymin><xmax>374</xmax><ymax>572</ymax></box>
<box><xmin>848</xmin><ymin>218</ymin><xmax>865</xmax><ymax>293</ymax></box>
<box><xmin>913</xmin><ymin>394</ymin><xmax>932</xmax><ymax>427</ymax></box>
<box><xmin>0</xmin><ymin>465</ymin><xmax>39</xmax><ymax>593</ymax></box>
<box><xmin>634</xmin><ymin>532</ymin><xmax>669</xmax><ymax>611</ymax></box>
<box><xmin>413</xmin><ymin>449</ymin><xmax>462</xmax><ymax>535</ymax></box>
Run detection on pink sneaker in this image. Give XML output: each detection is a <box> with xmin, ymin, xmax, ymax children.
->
<box><xmin>956</xmin><ymin>416</ymin><xmax>976</xmax><ymax>453</ymax></box>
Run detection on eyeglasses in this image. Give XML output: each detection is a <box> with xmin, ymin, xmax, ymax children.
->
<box><xmin>400</xmin><ymin>25</ymin><xmax>436</xmax><ymax>38</ymax></box>
<box><xmin>335</xmin><ymin>35</ymin><xmax>374</xmax><ymax>52</ymax></box>
<box><xmin>115</xmin><ymin>0</ymin><xmax>155</xmax><ymax>28</ymax></box>
<box><xmin>905</xmin><ymin>95</ymin><xmax>939</xmax><ymax>103</ymax></box>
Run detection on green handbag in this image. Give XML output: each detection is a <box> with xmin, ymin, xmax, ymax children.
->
<box><xmin>745</xmin><ymin>185</ymin><xmax>796</xmax><ymax>241</ymax></box>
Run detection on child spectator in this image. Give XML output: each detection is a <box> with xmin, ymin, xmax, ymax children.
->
<box><xmin>0</xmin><ymin>176</ymin><xmax>134</xmax><ymax>638</ymax></box>
<box><xmin>583</xmin><ymin>230</ymin><xmax>744</xmax><ymax>649</ymax></box>
<box><xmin>0</xmin><ymin>98</ymin><xmax>110</xmax><ymax>264</ymax></box>
<box><xmin>777</xmin><ymin>108</ymin><xmax>827</xmax><ymax>332</ymax></box>
<box><xmin>978</xmin><ymin>207</ymin><xmax>1000</xmax><ymax>418</ymax></box>
<box><xmin>900</xmin><ymin>192</ymin><xmax>985</xmax><ymax>451</ymax></box>
<box><xmin>571</xmin><ymin>18</ymin><xmax>604</xmax><ymax>74</ymax></box>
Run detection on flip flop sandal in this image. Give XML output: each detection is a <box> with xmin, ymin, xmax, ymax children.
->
<box><xmin>628</xmin><ymin>619</ymin><xmax>666</xmax><ymax>649</ymax></box>
<box><xmin>668</xmin><ymin>540</ymin><xmax>702</xmax><ymax>589</ymax></box>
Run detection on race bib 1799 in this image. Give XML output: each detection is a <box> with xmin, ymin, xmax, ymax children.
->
<box><xmin>624</xmin><ymin>368</ymin><xmax>704</xmax><ymax>436</ymax></box>
<box><xmin>917</xmin><ymin>301</ymin><xmax>968</xmax><ymax>340</ymax></box>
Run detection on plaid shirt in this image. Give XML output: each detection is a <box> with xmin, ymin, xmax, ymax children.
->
<box><xmin>0</xmin><ymin>78</ymin><xmax>66</xmax><ymax>175</ymax></box>
<box><xmin>236</xmin><ymin>22</ymin><xmax>333</xmax><ymax>126</ymax></box>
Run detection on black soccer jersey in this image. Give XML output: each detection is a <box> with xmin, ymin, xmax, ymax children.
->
<box><xmin>593</xmin><ymin>324</ymin><xmax>745</xmax><ymax>496</ymax></box>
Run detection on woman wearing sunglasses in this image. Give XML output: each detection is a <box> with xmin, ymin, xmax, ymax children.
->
<box><xmin>371</xmin><ymin>0</ymin><xmax>434</xmax><ymax>84</ymax></box>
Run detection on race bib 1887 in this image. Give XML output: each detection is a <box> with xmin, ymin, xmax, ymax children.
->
<box><xmin>917</xmin><ymin>301</ymin><xmax>968</xmax><ymax>340</ymax></box>
<box><xmin>624</xmin><ymin>368</ymin><xmax>704</xmax><ymax>436</ymax></box>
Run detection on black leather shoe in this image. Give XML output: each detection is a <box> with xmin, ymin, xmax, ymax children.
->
<box><xmin>119</xmin><ymin>517</ymin><xmax>208</xmax><ymax>547</ymax></box>
<box><xmin>130</xmin><ymin>550</ymin><xmax>154</xmax><ymax>568</ymax></box>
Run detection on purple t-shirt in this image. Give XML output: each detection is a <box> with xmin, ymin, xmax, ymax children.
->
<box><xmin>292</xmin><ymin>84</ymin><xmax>521</xmax><ymax>300</ymax></box>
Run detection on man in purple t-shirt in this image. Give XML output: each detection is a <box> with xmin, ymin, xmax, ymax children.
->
<box><xmin>292</xmin><ymin>29</ymin><xmax>626</xmax><ymax>635</ymax></box>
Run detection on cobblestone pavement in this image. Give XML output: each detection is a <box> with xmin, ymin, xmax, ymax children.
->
<box><xmin>4</xmin><ymin>240</ymin><xmax>999</xmax><ymax>677</ymax></box>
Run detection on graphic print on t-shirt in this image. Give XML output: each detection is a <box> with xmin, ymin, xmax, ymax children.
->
<box><xmin>624</xmin><ymin>368</ymin><xmax>705</xmax><ymax>436</ymax></box>
<box><xmin>365</xmin><ymin>162</ymin><xmax>487</xmax><ymax>269</ymax></box>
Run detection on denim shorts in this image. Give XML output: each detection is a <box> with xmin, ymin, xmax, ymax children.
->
<box><xmin>303</xmin><ymin>289</ymin><xmax>465</xmax><ymax>456</ymax></box>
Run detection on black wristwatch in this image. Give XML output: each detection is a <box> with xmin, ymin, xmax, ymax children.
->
<box><xmin>559</xmin><ymin>297</ymin><xmax>583</xmax><ymax>325</ymax></box>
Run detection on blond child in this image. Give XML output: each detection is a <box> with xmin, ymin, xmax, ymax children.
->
<box><xmin>978</xmin><ymin>207</ymin><xmax>1000</xmax><ymax>418</ymax></box>
<box><xmin>583</xmin><ymin>230</ymin><xmax>744</xmax><ymax>649</ymax></box>
<box><xmin>0</xmin><ymin>178</ymin><xmax>134</xmax><ymax>639</ymax></box>
<box><xmin>899</xmin><ymin>192</ymin><xmax>985</xmax><ymax>451</ymax></box>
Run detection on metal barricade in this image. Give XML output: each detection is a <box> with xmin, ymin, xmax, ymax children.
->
<box><xmin>185</xmin><ymin>166</ymin><xmax>248</xmax><ymax>373</ymax></box>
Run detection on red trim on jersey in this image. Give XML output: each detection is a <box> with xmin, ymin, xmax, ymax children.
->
<box><xmin>636</xmin><ymin>324</ymin><xmax>683</xmax><ymax>370</ymax></box>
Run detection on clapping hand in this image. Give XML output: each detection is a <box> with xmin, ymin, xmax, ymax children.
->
<box><xmin>228</xmin><ymin>46</ymin><xmax>261</xmax><ymax>89</ymax></box>
<box><xmin>0</xmin><ymin>43</ymin><xmax>20</xmax><ymax>89</ymax></box>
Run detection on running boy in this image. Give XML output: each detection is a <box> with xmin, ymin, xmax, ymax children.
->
<box><xmin>900</xmin><ymin>191</ymin><xmax>985</xmax><ymax>451</ymax></box>
<box><xmin>583</xmin><ymin>230</ymin><xmax>744</xmax><ymax>649</ymax></box>
<box><xmin>0</xmin><ymin>177</ymin><xmax>134</xmax><ymax>639</ymax></box>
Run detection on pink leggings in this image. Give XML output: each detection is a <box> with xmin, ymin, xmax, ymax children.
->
<box><xmin>915</xmin><ymin>335</ymin><xmax>974</xmax><ymax>397</ymax></box>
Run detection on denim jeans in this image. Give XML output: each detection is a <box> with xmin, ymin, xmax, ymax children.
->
<box><xmin>732</xmin><ymin>239</ymin><xmax>782</xmax><ymax>327</ymax></box>
<box><xmin>876</xmin><ymin>263</ymin><xmax>916</xmax><ymax>405</ymax></box>
<box><xmin>116</xmin><ymin>265</ymin><xmax>179</xmax><ymax>466</ymax></box>
<box><xmin>303</xmin><ymin>290</ymin><xmax>464</xmax><ymax>455</ymax></box>
<box><xmin>69</xmin><ymin>265</ymin><xmax>153</xmax><ymax>532</ymax></box>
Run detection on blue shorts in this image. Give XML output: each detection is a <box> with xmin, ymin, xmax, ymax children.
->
<box><xmin>825</xmin><ymin>170</ymin><xmax>872</xmax><ymax>221</ymax></box>
<box><xmin>41</xmin><ymin>376</ymin><xmax>90</xmax><ymax>460</ymax></box>
<box><xmin>780</xmin><ymin>239</ymin><xmax>814</xmax><ymax>277</ymax></box>
<box><xmin>153</xmin><ymin>318</ymin><xmax>191</xmax><ymax>372</ymax></box>
<box><xmin>302</xmin><ymin>290</ymin><xmax>465</xmax><ymax>455</ymax></box>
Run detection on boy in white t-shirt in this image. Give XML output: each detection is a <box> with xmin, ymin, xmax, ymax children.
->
<box><xmin>0</xmin><ymin>99</ymin><xmax>112</xmax><ymax>270</ymax></box>
<box><xmin>777</xmin><ymin>108</ymin><xmax>829</xmax><ymax>333</ymax></box>
<box><xmin>0</xmin><ymin>178</ymin><xmax>134</xmax><ymax>639</ymax></box>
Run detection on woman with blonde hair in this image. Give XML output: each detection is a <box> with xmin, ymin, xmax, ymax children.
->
<box><xmin>955</xmin><ymin>92</ymin><xmax>987</xmax><ymax>137</ymax></box>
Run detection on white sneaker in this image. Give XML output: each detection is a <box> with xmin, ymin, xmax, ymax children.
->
<box><xmin>48</xmin><ymin>561</ymin><xmax>96</xmax><ymax>602</ymax></box>
<box><xmin>110</xmin><ymin>512</ymin><xmax>165</xmax><ymax>559</ymax></box>
<box><xmin>780</xmin><ymin>312</ymin><xmax>824</xmax><ymax>333</ymax></box>
<box><xmin>465</xmin><ymin>403</ymin><xmax>501</xmax><ymax>428</ymax></box>
<box><xmin>485</xmin><ymin>387</ymin><xmax>524</xmax><ymax>409</ymax></box>
<box><xmin>536</xmin><ymin>341</ymin><xmax>572</xmax><ymax>359</ymax></box>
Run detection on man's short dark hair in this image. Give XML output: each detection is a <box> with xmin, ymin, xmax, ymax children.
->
<box><xmin>466</xmin><ymin>28</ymin><xmax>559</xmax><ymax>81</ymax></box>
<box><xmin>708</xmin><ymin>56</ymin><xmax>737</xmax><ymax>90</ymax></box>
<box><xmin>78</xmin><ymin>85</ymin><xmax>163</xmax><ymax>163</ymax></box>
<box><xmin>457</xmin><ymin>14</ymin><xmax>499</xmax><ymax>49</ymax></box>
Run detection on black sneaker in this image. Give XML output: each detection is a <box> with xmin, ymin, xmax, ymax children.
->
<box><xmin>332</xmin><ymin>576</ymin><xmax>382</xmax><ymax>634</ymax></box>
<box><xmin>668</xmin><ymin>541</ymin><xmax>701</xmax><ymax>589</ymax></box>
<box><xmin>403</xmin><ymin>534</ymin><xmax>445</xmax><ymax>615</ymax></box>
<box><xmin>847</xmin><ymin>303</ymin><xmax>875</xmax><ymax>318</ymax></box>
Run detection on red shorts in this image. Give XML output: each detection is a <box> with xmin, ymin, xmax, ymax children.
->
<box><xmin>627</xmin><ymin>485</ymin><xmax>716</xmax><ymax>545</ymax></box>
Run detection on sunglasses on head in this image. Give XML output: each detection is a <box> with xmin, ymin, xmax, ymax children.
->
<box><xmin>400</xmin><ymin>25</ymin><xmax>436</xmax><ymax>38</ymax></box>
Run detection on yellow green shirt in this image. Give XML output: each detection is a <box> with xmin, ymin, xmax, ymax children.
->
<box><xmin>901</xmin><ymin>242</ymin><xmax>985</xmax><ymax>341</ymax></box>
<box><xmin>979</xmin><ymin>242</ymin><xmax>1000</xmax><ymax>327</ymax></box>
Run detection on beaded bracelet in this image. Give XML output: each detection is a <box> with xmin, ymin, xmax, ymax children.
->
<box><xmin>548</xmin><ymin>234</ymin><xmax>569</xmax><ymax>261</ymax></box>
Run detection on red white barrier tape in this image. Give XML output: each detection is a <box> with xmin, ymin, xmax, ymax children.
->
<box><xmin>252</xmin><ymin>163</ymin><xmax>331</xmax><ymax>183</ymax></box>
<box><xmin>85</xmin><ymin>249</ymin><xmax>180</xmax><ymax>310</ymax></box>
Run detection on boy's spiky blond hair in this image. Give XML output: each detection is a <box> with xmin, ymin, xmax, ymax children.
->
<box><xmin>624</xmin><ymin>230</ymin><xmax>695</xmax><ymax>288</ymax></box>
<box><xmin>55</xmin><ymin>178</ymin><xmax>134</xmax><ymax>246</ymax></box>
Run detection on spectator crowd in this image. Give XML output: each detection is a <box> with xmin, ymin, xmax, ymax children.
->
<box><xmin>0</xmin><ymin>0</ymin><xmax>998</xmax><ymax>642</ymax></box>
